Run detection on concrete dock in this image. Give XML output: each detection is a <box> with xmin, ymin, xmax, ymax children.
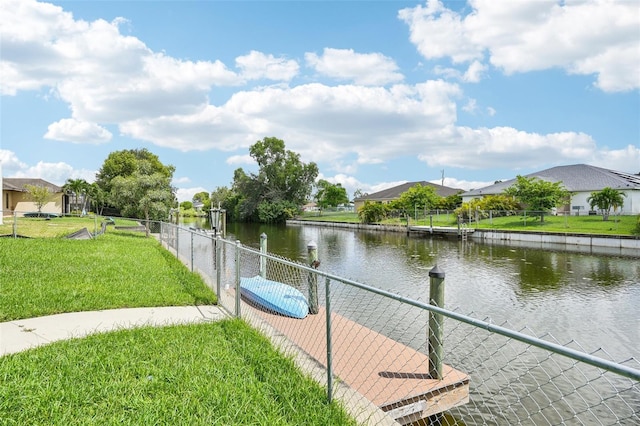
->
<box><xmin>231</xmin><ymin>290</ymin><xmax>470</xmax><ymax>425</ymax></box>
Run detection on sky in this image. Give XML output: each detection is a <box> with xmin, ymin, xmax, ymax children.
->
<box><xmin>1</xmin><ymin>0</ymin><xmax>639</xmax><ymax>202</ymax></box>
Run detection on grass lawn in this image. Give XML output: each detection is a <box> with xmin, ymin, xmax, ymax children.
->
<box><xmin>0</xmin><ymin>222</ymin><xmax>357</xmax><ymax>425</ymax></box>
<box><xmin>0</xmin><ymin>215</ymin><xmax>141</xmax><ymax>238</ymax></box>
<box><xmin>0</xmin><ymin>319</ymin><xmax>356</xmax><ymax>426</ymax></box>
<box><xmin>0</xmin><ymin>232</ymin><xmax>217</xmax><ymax>321</ymax></box>
<box><xmin>297</xmin><ymin>211</ymin><xmax>639</xmax><ymax>236</ymax></box>
<box><xmin>299</xmin><ymin>211</ymin><xmax>361</xmax><ymax>223</ymax></box>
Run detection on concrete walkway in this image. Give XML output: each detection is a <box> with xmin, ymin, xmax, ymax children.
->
<box><xmin>0</xmin><ymin>305</ymin><xmax>228</xmax><ymax>357</ymax></box>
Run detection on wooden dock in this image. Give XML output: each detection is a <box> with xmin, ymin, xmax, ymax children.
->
<box><xmin>409</xmin><ymin>225</ymin><xmax>474</xmax><ymax>238</ymax></box>
<box><xmin>232</xmin><ymin>291</ymin><xmax>470</xmax><ymax>425</ymax></box>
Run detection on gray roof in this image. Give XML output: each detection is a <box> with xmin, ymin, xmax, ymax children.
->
<box><xmin>463</xmin><ymin>164</ymin><xmax>640</xmax><ymax>197</ymax></box>
<box><xmin>2</xmin><ymin>178</ymin><xmax>63</xmax><ymax>193</ymax></box>
<box><xmin>355</xmin><ymin>181</ymin><xmax>462</xmax><ymax>202</ymax></box>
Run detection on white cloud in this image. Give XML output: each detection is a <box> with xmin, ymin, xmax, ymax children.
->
<box><xmin>172</xmin><ymin>176</ymin><xmax>191</xmax><ymax>185</ymax></box>
<box><xmin>119</xmin><ymin>80</ymin><xmax>461</xmax><ymax>165</ymax></box>
<box><xmin>305</xmin><ymin>48</ymin><xmax>404</xmax><ymax>86</ymax></box>
<box><xmin>316</xmin><ymin>173</ymin><xmax>411</xmax><ymax>200</ymax></box>
<box><xmin>0</xmin><ymin>149</ymin><xmax>28</xmax><ymax>173</ymax></box>
<box><xmin>433</xmin><ymin>60</ymin><xmax>485</xmax><ymax>83</ymax></box>
<box><xmin>590</xmin><ymin>145</ymin><xmax>640</xmax><ymax>174</ymax></box>
<box><xmin>462</xmin><ymin>98</ymin><xmax>478</xmax><ymax>114</ymax></box>
<box><xmin>463</xmin><ymin>60</ymin><xmax>487</xmax><ymax>83</ymax></box>
<box><xmin>317</xmin><ymin>173</ymin><xmax>364</xmax><ymax>199</ymax></box>
<box><xmin>119</xmin><ymin>105</ymin><xmax>256</xmax><ymax>152</ymax></box>
<box><xmin>11</xmin><ymin>160</ymin><xmax>95</xmax><ymax>185</ymax></box>
<box><xmin>399</xmin><ymin>0</ymin><xmax>640</xmax><ymax>92</ymax></box>
<box><xmin>1</xmin><ymin>150</ymin><xmax>95</xmax><ymax>185</ymax></box>
<box><xmin>176</xmin><ymin>186</ymin><xmax>208</xmax><ymax>203</ymax></box>
<box><xmin>226</xmin><ymin>154</ymin><xmax>255</xmax><ymax>166</ymax></box>
<box><xmin>1</xmin><ymin>0</ymin><xmax>634</xmax><ymax>191</ymax></box>
<box><xmin>44</xmin><ymin>118</ymin><xmax>112</xmax><ymax>143</ymax></box>
<box><xmin>418</xmin><ymin>126</ymin><xmax>598</xmax><ymax>170</ymax></box>
<box><xmin>430</xmin><ymin>177</ymin><xmax>494</xmax><ymax>192</ymax></box>
<box><xmin>236</xmin><ymin>50</ymin><xmax>299</xmax><ymax>81</ymax></box>
<box><xmin>433</xmin><ymin>65</ymin><xmax>462</xmax><ymax>80</ymax></box>
<box><xmin>1</xmin><ymin>0</ymin><xmax>241</xmax><ymax>124</ymax></box>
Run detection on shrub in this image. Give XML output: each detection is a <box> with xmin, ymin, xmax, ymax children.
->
<box><xmin>358</xmin><ymin>201</ymin><xmax>389</xmax><ymax>223</ymax></box>
<box><xmin>455</xmin><ymin>195</ymin><xmax>520</xmax><ymax>220</ymax></box>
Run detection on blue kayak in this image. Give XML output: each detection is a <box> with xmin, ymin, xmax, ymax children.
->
<box><xmin>240</xmin><ymin>276</ymin><xmax>309</xmax><ymax>319</ymax></box>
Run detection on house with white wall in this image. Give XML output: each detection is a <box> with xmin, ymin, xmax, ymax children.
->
<box><xmin>461</xmin><ymin>164</ymin><xmax>640</xmax><ymax>215</ymax></box>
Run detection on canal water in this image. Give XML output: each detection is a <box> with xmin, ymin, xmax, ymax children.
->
<box><xmin>181</xmin><ymin>218</ymin><xmax>639</xmax><ymax>423</ymax></box>
<box><xmin>226</xmin><ymin>221</ymin><xmax>639</xmax><ymax>362</ymax></box>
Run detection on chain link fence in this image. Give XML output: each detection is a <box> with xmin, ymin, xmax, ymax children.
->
<box><xmin>0</xmin><ymin>210</ymin><xmax>119</xmax><ymax>238</ymax></box>
<box><xmin>159</xmin><ymin>223</ymin><xmax>640</xmax><ymax>424</ymax></box>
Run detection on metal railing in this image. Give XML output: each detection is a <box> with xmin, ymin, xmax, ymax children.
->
<box><xmin>160</xmin><ymin>222</ymin><xmax>639</xmax><ymax>425</ymax></box>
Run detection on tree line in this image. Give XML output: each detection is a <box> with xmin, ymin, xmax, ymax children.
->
<box><xmin>48</xmin><ymin>137</ymin><xmax>628</xmax><ymax>225</ymax></box>
<box><xmin>57</xmin><ymin>137</ymin><xmax>334</xmax><ymax>223</ymax></box>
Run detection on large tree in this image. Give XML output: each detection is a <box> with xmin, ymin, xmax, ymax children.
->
<box><xmin>504</xmin><ymin>176</ymin><xmax>569</xmax><ymax>222</ymax></box>
<box><xmin>231</xmin><ymin>137</ymin><xmax>318</xmax><ymax>222</ymax></box>
<box><xmin>192</xmin><ymin>191</ymin><xmax>211</xmax><ymax>211</ymax></box>
<box><xmin>587</xmin><ymin>187</ymin><xmax>626</xmax><ymax>221</ymax></box>
<box><xmin>110</xmin><ymin>170</ymin><xmax>175</xmax><ymax>234</ymax></box>
<box><xmin>96</xmin><ymin>149</ymin><xmax>175</xmax><ymax>218</ymax></box>
<box><xmin>393</xmin><ymin>184</ymin><xmax>440</xmax><ymax>213</ymax></box>
<box><xmin>96</xmin><ymin>148</ymin><xmax>174</xmax><ymax>194</ymax></box>
<box><xmin>315</xmin><ymin>180</ymin><xmax>349</xmax><ymax>211</ymax></box>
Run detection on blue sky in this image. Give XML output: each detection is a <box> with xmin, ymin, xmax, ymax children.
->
<box><xmin>1</xmin><ymin>0</ymin><xmax>638</xmax><ymax>202</ymax></box>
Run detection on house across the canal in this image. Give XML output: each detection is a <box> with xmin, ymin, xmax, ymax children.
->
<box><xmin>2</xmin><ymin>177</ymin><xmax>66</xmax><ymax>217</ymax></box>
<box><xmin>353</xmin><ymin>181</ymin><xmax>463</xmax><ymax>212</ymax></box>
<box><xmin>461</xmin><ymin>164</ymin><xmax>640</xmax><ymax>215</ymax></box>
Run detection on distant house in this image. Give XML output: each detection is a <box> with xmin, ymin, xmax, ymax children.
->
<box><xmin>2</xmin><ymin>178</ymin><xmax>66</xmax><ymax>216</ymax></box>
<box><xmin>353</xmin><ymin>181</ymin><xmax>462</xmax><ymax>211</ymax></box>
<box><xmin>461</xmin><ymin>164</ymin><xmax>640</xmax><ymax>215</ymax></box>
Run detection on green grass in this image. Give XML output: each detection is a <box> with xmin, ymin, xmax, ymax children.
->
<box><xmin>0</xmin><ymin>232</ymin><xmax>216</xmax><ymax>321</ymax></box>
<box><xmin>0</xmin><ymin>222</ymin><xmax>358</xmax><ymax>425</ymax></box>
<box><xmin>470</xmin><ymin>213</ymin><xmax>637</xmax><ymax>235</ymax></box>
<box><xmin>297</xmin><ymin>211</ymin><xmax>639</xmax><ymax>236</ymax></box>
<box><xmin>0</xmin><ymin>319</ymin><xmax>356</xmax><ymax>426</ymax></box>
<box><xmin>0</xmin><ymin>216</ymin><xmax>140</xmax><ymax>238</ymax></box>
<box><xmin>299</xmin><ymin>211</ymin><xmax>361</xmax><ymax>223</ymax></box>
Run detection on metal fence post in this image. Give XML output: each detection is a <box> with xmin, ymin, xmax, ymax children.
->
<box><xmin>235</xmin><ymin>240</ymin><xmax>241</xmax><ymax>318</ymax></box>
<box><xmin>325</xmin><ymin>276</ymin><xmax>333</xmax><ymax>403</ymax></box>
<box><xmin>428</xmin><ymin>265</ymin><xmax>445</xmax><ymax>380</ymax></box>
<box><xmin>176</xmin><ymin>225</ymin><xmax>180</xmax><ymax>261</ymax></box>
<box><xmin>260</xmin><ymin>233</ymin><xmax>267</xmax><ymax>278</ymax></box>
<box><xmin>307</xmin><ymin>241</ymin><xmax>319</xmax><ymax>314</ymax></box>
<box><xmin>215</xmin><ymin>235</ymin><xmax>222</xmax><ymax>298</ymax></box>
<box><xmin>190</xmin><ymin>231</ymin><xmax>194</xmax><ymax>272</ymax></box>
<box><xmin>13</xmin><ymin>211</ymin><xmax>17</xmax><ymax>238</ymax></box>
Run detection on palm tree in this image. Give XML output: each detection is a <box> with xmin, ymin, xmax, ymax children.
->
<box><xmin>86</xmin><ymin>183</ymin><xmax>106</xmax><ymax>215</ymax></box>
<box><xmin>587</xmin><ymin>187</ymin><xmax>626</xmax><ymax>221</ymax></box>
<box><xmin>62</xmin><ymin>178</ymin><xmax>89</xmax><ymax>215</ymax></box>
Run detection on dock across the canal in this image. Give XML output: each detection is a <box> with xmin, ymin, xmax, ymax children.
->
<box><xmin>409</xmin><ymin>225</ymin><xmax>474</xmax><ymax>239</ymax></box>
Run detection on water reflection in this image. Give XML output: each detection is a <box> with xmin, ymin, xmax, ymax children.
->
<box><xmin>226</xmin><ymin>222</ymin><xmax>639</xmax><ymax>362</ymax></box>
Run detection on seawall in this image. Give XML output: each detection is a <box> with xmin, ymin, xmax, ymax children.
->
<box><xmin>286</xmin><ymin>220</ymin><xmax>640</xmax><ymax>257</ymax></box>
